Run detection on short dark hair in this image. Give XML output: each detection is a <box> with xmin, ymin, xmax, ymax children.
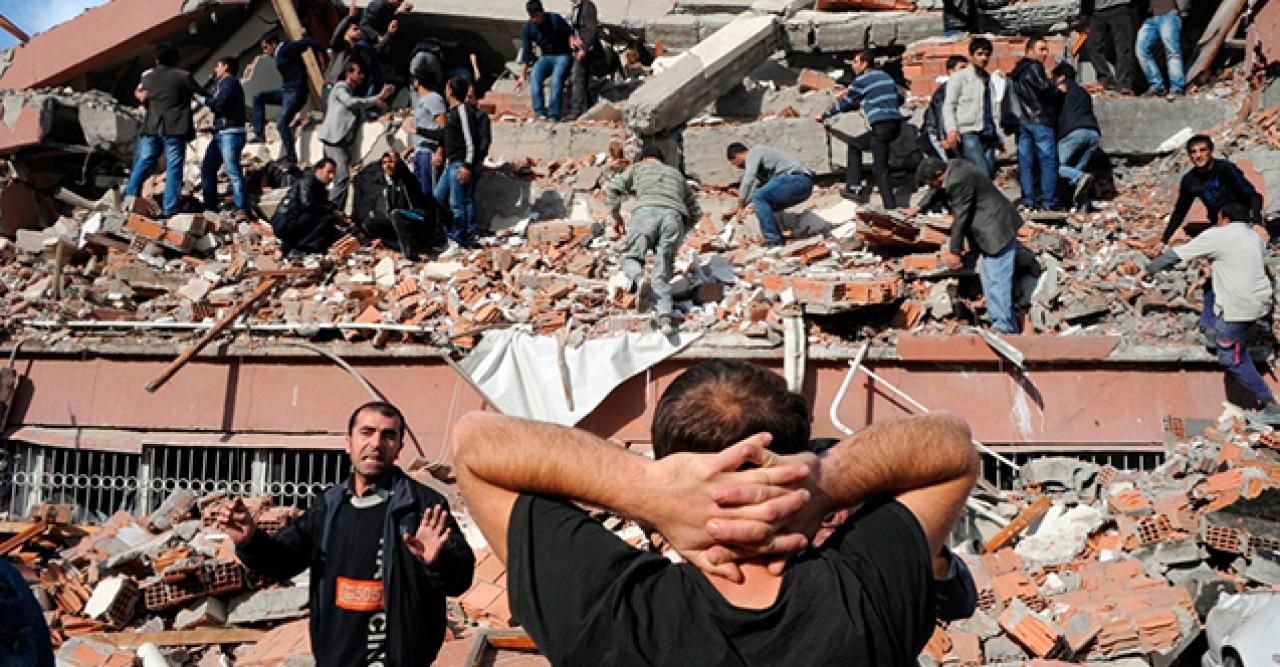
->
<box><xmin>315</xmin><ymin>157</ymin><xmax>338</xmax><ymax>171</ymax></box>
<box><xmin>347</xmin><ymin>401</ymin><xmax>406</xmax><ymax>437</ymax></box>
<box><xmin>526</xmin><ymin>1</ymin><xmax>544</xmax><ymax>13</ymax></box>
<box><xmin>640</xmin><ymin>145</ymin><xmax>665</xmax><ymax>161</ymax></box>
<box><xmin>1221</xmin><ymin>202</ymin><xmax>1252</xmax><ymax>223</ymax></box>
<box><xmin>261</xmin><ymin>33</ymin><xmax>281</xmax><ymax>46</ymax></box>
<box><xmin>916</xmin><ymin>155</ymin><xmax>947</xmax><ymax>184</ymax></box>
<box><xmin>446</xmin><ymin>76</ymin><xmax>471</xmax><ymax>102</ymax></box>
<box><xmin>1187</xmin><ymin>134</ymin><xmax>1214</xmax><ymax>152</ymax></box>
<box><xmin>1025</xmin><ymin>36</ymin><xmax>1047</xmax><ymax>53</ymax></box>
<box><xmin>346</xmin><ymin>61</ymin><xmax>364</xmax><ymax>76</ymax></box>
<box><xmin>1052</xmin><ymin>62</ymin><xmax>1077</xmax><ymax>80</ymax></box>
<box><xmin>413</xmin><ymin>75</ymin><xmax>434</xmax><ymax>91</ymax></box>
<box><xmin>946</xmin><ymin>55</ymin><xmax>968</xmax><ymax>71</ymax></box>
<box><xmin>726</xmin><ymin>142</ymin><xmax>749</xmax><ymax>161</ymax></box>
<box><xmin>968</xmin><ymin>37</ymin><xmax>993</xmax><ymax>55</ymax></box>
<box><xmin>217</xmin><ymin>56</ymin><xmax>238</xmax><ymax>76</ymax></box>
<box><xmin>156</xmin><ymin>44</ymin><xmax>179</xmax><ymax>67</ymax></box>
<box><xmin>652</xmin><ymin>360</ymin><xmax>810</xmax><ymax>459</ymax></box>
<box><xmin>852</xmin><ymin>50</ymin><xmax>874</xmax><ymax>67</ymax></box>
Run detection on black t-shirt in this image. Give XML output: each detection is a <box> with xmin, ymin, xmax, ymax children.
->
<box><xmin>1165</xmin><ymin>159</ymin><xmax>1264</xmax><ymax>242</ymax></box>
<box><xmin>322</xmin><ymin>498</ymin><xmax>389</xmax><ymax>667</ymax></box>
<box><xmin>508</xmin><ymin>494</ymin><xmax>935</xmax><ymax>667</ymax></box>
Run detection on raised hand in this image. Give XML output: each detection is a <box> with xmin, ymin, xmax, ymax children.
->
<box><xmin>403</xmin><ymin>505</ymin><xmax>452</xmax><ymax>564</ymax></box>
<box><xmin>215</xmin><ymin>497</ymin><xmax>257</xmax><ymax>545</ymax></box>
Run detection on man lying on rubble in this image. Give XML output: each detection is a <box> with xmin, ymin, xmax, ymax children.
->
<box><xmin>124</xmin><ymin>44</ymin><xmax>203</xmax><ymax>219</ymax></box>
<box><xmin>270</xmin><ymin>157</ymin><xmax>348</xmax><ymax>256</ymax></box>
<box><xmin>354</xmin><ymin>151</ymin><xmax>435</xmax><ymax>259</ymax></box>
<box><xmin>452</xmin><ymin>359</ymin><xmax>980</xmax><ymax>665</ymax></box>
<box><xmin>725</xmin><ymin>142</ymin><xmax>814</xmax><ymax>247</ymax></box>
<box><xmin>1144</xmin><ymin>203</ymin><xmax>1280</xmax><ymax>423</ymax></box>
<box><xmin>605</xmin><ymin>145</ymin><xmax>703</xmax><ymax>337</ymax></box>
<box><xmin>913</xmin><ymin>155</ymin><xmax>1024</xmax><ymax>333</ymax></box>
<box><xmin>198</xmin><ymin>57</ymin><xmax>249</xmax><ymax>221</ymax></box>
<box><xmin>217</xmin><ymin>401</ymin><xmax>474</xmax><ymax>667</ymax></box>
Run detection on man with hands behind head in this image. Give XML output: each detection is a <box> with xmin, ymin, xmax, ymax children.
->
<box><xmin>218</xmin><ymin>401</ymin><xmax>474</xmax><ymax>667</ymax></box>
<box><xmin>453</xmin><ymin>359</ymin><xmax>978</xmax><ymax>666</ymax></box>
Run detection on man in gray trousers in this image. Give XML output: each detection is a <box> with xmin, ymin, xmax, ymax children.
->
<box><xmin>318</xmin><ymin>61</ymin><xmax>393</xmax><ymax>210</ymax></box>
<box><xmin>605</xmin><ymin>146</ymin><xmax>703</xmax><ymax>336</ymax></box>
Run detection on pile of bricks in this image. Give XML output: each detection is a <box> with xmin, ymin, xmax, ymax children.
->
<box><xmin>901</xmin><ymin>35</ymin><xmax>1070</xmax><ymax>97</ymax></box>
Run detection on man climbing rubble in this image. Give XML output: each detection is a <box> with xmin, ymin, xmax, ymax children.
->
<box><xmin>217</xmin><ymin>401</ymin><xmax>474</xmax><ymax>667</ymax></box>
<box><xmin>816</xmin><ymin>50</ymin><xmax>905</xmax><ymax>208</ymax></box>
<box><xmin>451</xmin><ymin>359</ymin><xmax>978</xmax><ymax>665</ymax></box>
<box><xmin>318</xmin><ymin>61</ymin><xmax>394</xmax><ymax>211</ymax></box>
<box><xmin>725</xmin><ymin>143</ymin><xmax>813</xmax><ymax>247</ymax></box>
<box><xmin>198</xmin><ymin>57</ymin><xmax>249</xmax><ymax>220</ymax></box>
<box><xmin>1144</xmin><ymin>203</ymin><xmax>1280</xmax><ymax>422</ymax></box>
<box><xmin>605</xmin><ymin>145</ymin><xmax>703</xmax><ymax>337</ymax></box>
<box><xmin>124</xmin><ymin>44</ymin><xmax>204</xmax><ymax>218</ymax></box>
<box><xmin>249</xmin><ymin>32</ymin><xmax>323</xmax><ymax>166</ymax></box>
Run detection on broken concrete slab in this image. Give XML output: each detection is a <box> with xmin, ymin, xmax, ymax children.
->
<box><xmin>1238</xmin><ymin>149</ymin><xmax>1280</xmax><ymax>220</ymax></box>
<box><xmin>175</xmin><ymin>596</ymin><xmax>227</xmax><ymax>630</ymax></box>
<box><xmin>226</xmin><ymin>586</ymin><xmax>310</xmax><ymax>624</ymax></box>
<box><xmin>980</xmin><ymin>0</ymin><xmax>1080</xmax><ymax>34</ymax></box>
<box><xmin>626</xmin><ymin>14</ymin><xmax>782</xmax><ymax>135</ymax></box>
<box><xmin>683</xmin><ymin>117</ymin><xmax>830</xmax><ymax>186</ymax></box>
<box><xmin>487</xmin><ymin>122</ymin><xmax>617</xmax><ymax>163</ymax></box>
<box><xmin>1093</xmin><ymin>96</ymin><xmax>1236</xmax><ymax>155</ymax></box>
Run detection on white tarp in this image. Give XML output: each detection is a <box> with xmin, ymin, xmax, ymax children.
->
<box><xmin>458</xmin><ymin>328</ymin><xmax>701</xmax><ymax>425</ymax></box>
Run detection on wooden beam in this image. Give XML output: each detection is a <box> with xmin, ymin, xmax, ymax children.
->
<box><xmin>270</xmin><ymin>0</ymin><xmax>326</xmax><ymax>108</ymax></box>
<box><xmin>81</xmin><ymin>628</ymin><xmax>266</xmax><ymax>647</ymax></box>
<box><xmin>983</xmin><ymin>496</ymin><xmax>1053</xmax><ymax>553</ymax></box>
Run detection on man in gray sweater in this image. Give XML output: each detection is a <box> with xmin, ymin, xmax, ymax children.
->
<box><xmin>725</xmin><ymin>143</ymin><xmax>813</xmax><ymax>247</ymax></box>
<box><xmin>318</xmin><ymin>61</ymin><xmax>393</xmax><ymax>209</ymax></box>
<box><xmin>605</xmin><ymin>146</ymin><xmax>703</xmax><ymax>336</ymax></box>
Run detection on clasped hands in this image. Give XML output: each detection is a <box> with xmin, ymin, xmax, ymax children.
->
<box><xmin>642</xmin><ymin>433</ymin><xmax>827</xmax><ymax>583</ymax></box>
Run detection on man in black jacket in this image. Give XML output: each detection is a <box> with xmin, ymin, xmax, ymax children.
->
<box><xmin>1005</xmin><ymin>37</ymin><xmax>1063</xmax><ymax>210</ymax></box>
<box><xmin>943</xmin><ymin>0</ymin><xmax>977</xmax><ymax>35</ymax></box>
<box><xmin>250</xmin><ymin>32</ymin><xmax>324</xmax><ymax>165</ymax></box>
<box><xmin>569</xmin><ymin>0</ymin><xmax>602</xmax><ymax>119</ymax></box>
<box><xmin>355</xmin><ymin>152</ymin><xmax>436</xmax><ymax>258</ymax></box>
<box><xmin>920</xmin><ymin>56</ymin><xmax>968</xmax><ymax>160</ymax></box>
<box><xmin>357</xmin><ymin>0</ymin><xmax>413</xmax><ymax>94</ymax></box>
<box><xmin>125</xmin><ymin>44</ymin><xmax>204</xmax><ymax>218</ymax></box>
<box><xmin>918</xmin><ymin>156</ymin><xmax>1024</xmax><ymax>333</ymax></box>
<box><xmin>1051</xmin><ymin>62</ymin><xmax>1101</xmax><ymax>209</ymax></box>
<box><xmin>422</xmin><ymin>77</ymin><xmax>491</xmax><ymax>247</ymax></box>
<box><xmin>219</xmin><ymin>401</ymin><xmax>474</xmax><ymax>667</ymax></box>
<box><xmin>270</xmin><ymin>158</ymin><xmax>346</xmax><ymax>256</ymax></box>
<box><xmin>200</xmin><ymin>57</ymin><xmax>249</xmax><ymax>217</ymax></box>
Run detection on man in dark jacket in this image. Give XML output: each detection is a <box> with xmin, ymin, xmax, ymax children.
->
<box><xmin>219</xmin><ymin>401</ymin><xmax>474</xmax><ymax>667</ymax></box>
<box><xmin>1051</xmin><ymin>62</ymin><xmax>1101</xmax><ymax>209</ymax></box>
<box><xmin>423</xmin><ymin>77</ymin><xmax>491</xmax><ymax>247</ymax></box>
<box><xmin>919</xmin><ymin>56</ymin><xmax>968</xmax><ymax>160</ymax></box>
<box><xmin>357</xmin><ymin>0</ymin><xmax>412</xmax><ymax>94</ymax></box>
<box><xmin>918</xmin><ymin>156</ymin><xmax>1024</xmax><ymax>333</ymax></box>
<box><xmin>200</xmin><ymin>57</ymin><xmax>249</xmax><ymax>217</ymax></box>
<box><xmin>270</xmin><ymin>158</ymin><xmax>345</xmax><ymax>256</ymax></box>
<box><xmin>1084</xmin><ymin>0</ymin><xmax>1135</xmax><ymax>93</ymax></box>
<box><xmin>325</xmin><ymin>4</ymin><xmax>381</xmax><ymax>90</ymax></box>
<box><xmin>517</xmin><ymin>1</ymin><xmax>574</xmax><ymax>122</ymax></box>
<box><xmin>250</xmin><ymin>32</ymin><xmax>324</xmax><ymax>165</ymax></box>
<box><xmin>355</xmin><ymin>152</ymin><xmax>435</xmax><ymax>258</ymax></box>
<box><xmin>943</xmin><ymin>0</ymin><xmax>977</xmax><ymax>35</ymax></box>
<box><xmin>569</xmin><ymin>0</ymin><xmax>602</xmax><ymax>119</ymax></box>
<box><xmin>817</xmin><ymin>50</ymin><xmax>904</xmax><ymax>207</ymax></box>
<box><xmin>125</xmin><ymin>44</ymin><xmax>204</xmax><ymax>218</ymax></box>
<box><xmin>1004</xmin><ymin>37</ymin><xmax>1063</xmax><ymax>210</ymax></box>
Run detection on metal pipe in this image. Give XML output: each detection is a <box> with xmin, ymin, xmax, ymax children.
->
<box><xmin>828</xmin><ymin>342</ymin><xmax>870</xmax><ymax>437</ymax></box>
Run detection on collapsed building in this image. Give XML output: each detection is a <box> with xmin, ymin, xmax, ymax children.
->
<box><xmin>0</xmin><ymin>0</ymin><xmax>1279</xmax><ymax>664</ymax></box>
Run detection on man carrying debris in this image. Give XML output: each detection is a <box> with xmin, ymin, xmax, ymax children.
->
<box><xmin>942</xmin><ymin>37</ymin><xmax>1000</xmax><ymax>178</ymax></box>
<box><xmin>919</xmin><ymin>56</ymin><xmax>968</xmax><ymax>161</ymax></box>
<box><xmin>451</xmin><ymin>359</ymin><xmax>979</xmax><ymax>664</ymax></box>
<box><xmin>199</xmin><ymin>57</ymin><xmax>248</xmax><ymax>220</ymax></box>
<box><xmin>1051</xmin><ymin>63</ymin><xmax>1101</xmax><ymax>210</ymax></box>
<box><xmin>517</xmin><ymin>1</ymin><xmax>574</xmax><ymax>122</ymax></box>
<box><xmin>124</xmin><ymin>44</ymin><xmax>204</xmax><ymax>218</ymax></box>
<box><xmin>218</xmin><ymin>401</ymin><xmax>474</xmax><ymax>666</ymax></box>
<box><xmin>318</xmin><ymin>62</ymin><xmax>394</xmax><ymax>211</ymax></box>
<box><xmin>916</xmin><ymin>155</ymin><xmax>1023</xmax><ymax>333</ymax></box>
<box><xmin>423</xmin><ymin>77</ymin><xmax>492</xmax><ymax>248</ymax></box>
<box><xmin>725</xmin><ymin>143</ymin><xmax>814</xmax><ymax>247</ymax></box>
<box><xmin>1144</xmin><ymin>203</ymin><xmax>1280</xmax><ymax>421</ymax></box>
<box><xmin>249</xmin><ymin>32</ymin><xmax>324</xmax><ymax>166</ymax></box>
<box><xmin>605</xmin><ymin>145</ymin><xmax>703</xmax><ymax>336</ymax></box>
<box><xmin>270</xmin><ymin>157</ymin><xmax>346</xmax><ymax>256</ymax></box>
<box><xmin>1004</xmin><ymin>37</ymin><xmax>1063</xmax><ymax>212</ymax></box>
<box><xmin>816</xmin><ymin>50</ymin><xmax>904</xmax><ymax>207</ymax></box>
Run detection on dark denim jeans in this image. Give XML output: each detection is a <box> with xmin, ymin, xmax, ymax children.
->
<box><xmin>960</xmin><ymin>132</ymin><xmax>997</xmax><ymax>178</ymax></box>
<box><xmin>531</xmin><ymin>54</ymin><xmax>572</xmax><ymax>121</ymax></box>
<box><xmin>1016</xmin><ymin>123</ymin><xmax>1058</xmax><ymax>209</ymax></box>
<box><xmin>1215</xmin><ymin>318</ymin><xmax>1275</xmax><ymax>406</ymax></box>
<box><xmin>846</xmin><ymin>119</ymin><xmax>902</xmax><ymax>208</ymax></box>
<box><xmin>125</xmin><ymin>134</ymin><xmax>186</xmax><ymax>216</ymax></box>
<box><xmin>752</xmin><ymin>173</ymin><xmax>814</xmax><ymax>244</ymax></box>
<box><xmin>202</xmin><ymin>131</ymin><xmax>247</xmax><ymax>212</ymax></box>
<box><xmin>252</xmin><ymin>87</ymin><xmax>306</xmax><ymax>163</ymax></box>
<box><xmin>435</xmin><ymin>161</ymin><xmax>478</xmax><ymax>243</ymax></box>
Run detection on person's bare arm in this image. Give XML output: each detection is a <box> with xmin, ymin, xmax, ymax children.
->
<box><xmin>451</xmin><ymin>412</ymin><xmax>811</xmax><ymax>579</ymax></box>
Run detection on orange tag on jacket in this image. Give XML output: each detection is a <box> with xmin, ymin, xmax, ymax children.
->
<box><xmin>335</xmin><ymin>577</ymin><xmax>384</xmax><ymax>612</ymax></box>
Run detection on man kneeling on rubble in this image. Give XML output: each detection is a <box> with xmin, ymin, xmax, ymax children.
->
<box><xmin>1144</xmin><ymin>203</ymin><xmax>1280</xmax><ymax>423</ymax></box>
<box><xmin>271</xmin><ymin>158</ymin><xmax>347</xmax><ymax>256</ymax></box>
<box><xmin>452</xmin><ymin>359</ymin><xmax>979</xmax><ymax>665</ymax></box>
<box><xmin>605</xmin><ymin>145</ymin><xmax>703</xmax><ymax>337</ymax></box>
<box><xmin>217</xmin><ymin>401</ymin><xmax>474</xmax><ymax>666</ymax></box>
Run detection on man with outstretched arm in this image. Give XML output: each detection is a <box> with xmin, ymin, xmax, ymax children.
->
<box><xmin>452</xmin><ymin>359</ymin><xmax>978</xmax><ymax>665</ymax></box>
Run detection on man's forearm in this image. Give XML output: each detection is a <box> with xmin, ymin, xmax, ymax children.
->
<box><xmin>816</xmin><ymin>415</ymin><xmax>976</xmax><ymax>508</ymax></box>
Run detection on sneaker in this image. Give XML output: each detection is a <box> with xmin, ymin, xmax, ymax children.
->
<box><xmin>246</xmin><ymin>134</ymin><xmax>266</xmax><ymax>144</ymax></box>
<box><xmin>1202</xmin><ymin>327</ymin><xmax>1218</xmax><ymax>353</ymax></box>
<box><xmin>1245</xmin><ymin>401</ymin><xmax>1280</xmax><ymax>425</ymax></box>
<box><xmin>635</xmin><ymin>277</ymin><xmax>654</xmax><ymax>313</ymax></box>
<box><xmin>1167</xmin><ymin>90</ymin><xmax>1180</xmax><ymax>101</ymax></box>
<box><xmin>840</xmin><ymin>187</ymin><xmax>868</xmax><ymax>204</ymax></box>
<box><xmin>1141</xmin><ymin>88</ymin><xmax>1167</xmax><ymax>98</ymax></box>
<box><xmin>1072</xmin><ymin>174</ymin><xmax>1093</xmax><ymax>205</ymax></box>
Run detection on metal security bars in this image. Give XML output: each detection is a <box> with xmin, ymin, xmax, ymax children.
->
<box><xmin>980</xmin><ymin>449</ymin><xmax>1165</xmax><ymax>490</ymax></box>
<box><xmin>1</xmin><ymin>442</ymin><xmax>140</xmax><ymax>523</ymax></box>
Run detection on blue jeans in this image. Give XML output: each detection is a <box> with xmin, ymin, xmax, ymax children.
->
<box><xmin>202</xmin><ymin>132</ymin><xmax>247</xmax><ymax>212</ymax></box>
<box><xmin>530</xmin><ymin>54</ymin><xmax>572</xmax><ymax>121</ymax></box>
<box><xmin>1201</xmin><ymin>283</ymin><xmax>1216</xmax><ymax>331</ymax></box>
<box><xmin>1216</xmin><ymin>318</ymin><xmax>1274</xmax><ymax>405</ymax></box>
<box><xmin>1136</xmin><ymin>12</ymin><xmax>1185</xmax><ymax>93</ymax></box>
<box><xmin>1057</xmin><ymin>127</ymin><xmax>1100</xmax><ymax>186</ymax></box>
<box><xmin>434</xmin><ymin>161</ymin><xmax>477</xmax><ymax>243</ymax></box>
<box><xmin>978</xmin><ymin>239</ymin><xmax>1018</xmax><ymax>333</ymax></box>
<box><xmin>252</xmin><ymin>88</ymin><xmax>306</xmax><ymax>163</ymax></box>
<box><xmin>125</xmin><ymin>134</ymin><xmax>187</xmax><ymax>216</ymax></box>
<box><xmin>960</xmin><ymin>132</ymin><xmax>996</xmax><ymax>178</ymax></box>
<box><xmin>1016</xmin><ymin>123</ymin><xmax>1058</xmax><ymax>209</ymax></box>
<box><xmin>752</xmin><ymin>173</ymin><xmax>814</xmax><ymax>244</ymax></box>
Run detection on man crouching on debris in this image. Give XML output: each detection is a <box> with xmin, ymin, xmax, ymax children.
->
<box><xmin>271</xmin><ymin>158</ymin><xmax>347</xmax><ymax>256</ymax></box>
<box><xmin>218</xmin><ymin>401</ymin><xmax>475</xmax><ymax>666</ymax></box>
<box><xmin>605</xmin><ymin>145</ymin><xmax>703</xmax><ymax>336</ymax></box>
<box><xmin>1144</xmin><ymin>203</ymin><xmax>1280</xmax><ymax>423</ymax></box>
<box><xmin>452</xmin><ymin>359</ymin><xmax>979</xmax><ymax>665</ymax></box>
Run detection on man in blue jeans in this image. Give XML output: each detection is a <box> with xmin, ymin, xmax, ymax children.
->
<box><xmin>431</xmin><ymin>78</ymin><xmax>492</xmax><ymax>247</ymax></box>
<box><xmin>1136</xmin><ymin>0</ymin><xmax>1185</xmax><ymax>98</ymax></box>
<box><xmin>125</xmin><ymin>44</ymin><xmax>203</xmax><ymax>217</ymax></box>
<box><xmin>199</xmin><ymin>57</ymin><xmax>248</xmax><ymax>218</ymax></box>
<box><xmin>250</xmin><ymin>32</ymin><xmax>323</xmax><ymax>165</ymax></box>
<box><xmin>1051</xmin><ymin>63</ymin><xmax>1101</xmax><ymax>209</ymax></box>
<box><xmin>726</xmin><ymin>143</ymin><xmax>813</xmax><ymax>247</ymax></box>
<box><xmin>1003</xmin><ymin>37</ymin><xmax>1062</xmax><ymax>210</ymax></box>
<box><xmin>942</xmin><ymin>37</ymin><xmax>1000</xmax><ymax>178</ymax></box>
<box><xmin>517</xmin><ymin>1</ymin><xmax>573</xmax><ymax>122</ymax></box>
<box><xmin>1145</xmin><ymin>203</ymin><xmax>1280</xmax><ymax>421</ymax></box>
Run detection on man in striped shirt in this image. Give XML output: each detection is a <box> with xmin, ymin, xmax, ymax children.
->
<box><xmin>817</xmin><ymin>50</ymin><xmax>905</xmax><ymax>208</ymax></box>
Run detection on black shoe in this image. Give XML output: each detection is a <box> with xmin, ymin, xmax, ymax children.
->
<box><xmin>1141</xmin><ymin>88</ymin><xmax>1167</xmax><ymax>98</ymax></box>
<box><xmin>840</xmin><ymin>187</ymin><xmax>870</xmax><ymax>204</ymax></box>
<box><xmin>1246</xmin><ymin>401</ymin><xmax>1280</xmax><ymax>425</ymax></box>
<box><xmin>1072</xmin><ymin>174</ymin><xmax>1093</xmax><ymax>205</ymax></box>
<box><xmin>1202</xmin><ymin>327</ymin><xmax>1218</xmax><ymax>353</ymax></box>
